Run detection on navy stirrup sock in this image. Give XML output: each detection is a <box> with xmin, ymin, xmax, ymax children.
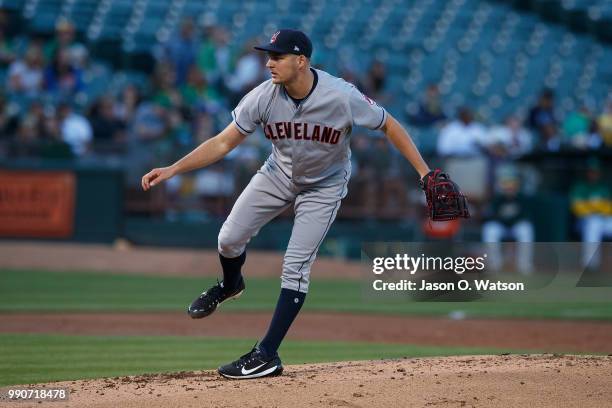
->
<box><xmin>219</xmin><ymin>251</ymin><xmax>246</xmax><ymax>292</ymax></box>
<box><xmin>259</xmin><ymin>288</ymin><xmax>306</xmax><ymax>357</ymax></box>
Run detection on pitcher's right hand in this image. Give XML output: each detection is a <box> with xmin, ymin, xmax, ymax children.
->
<box><xmin>142</xmin><ymin>166</ymin><xmax>176</xmax><ymax>191</ymax></box>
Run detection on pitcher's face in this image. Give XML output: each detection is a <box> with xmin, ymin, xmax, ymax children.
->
<box><xmin>266</xmin><ymin>53</ymin><xmax>303</xmax><ymax>84</ymax></box>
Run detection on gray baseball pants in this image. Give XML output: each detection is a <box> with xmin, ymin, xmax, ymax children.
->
<box><xmin>218</xmin><ymin>158</ymin><xmax>349</xmax><ymax>293</ymax></box>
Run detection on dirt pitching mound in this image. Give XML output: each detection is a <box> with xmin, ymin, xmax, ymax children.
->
<box><xmin>13</xmin><ymin>355</ymin><xmax>611</xmax><ymax>408</ymax></box>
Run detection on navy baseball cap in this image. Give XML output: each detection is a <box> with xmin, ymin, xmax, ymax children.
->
<box><xmin>254</xmin><ymin>29</ymin><xmax>312</xmax><ymax>58</ymax></box>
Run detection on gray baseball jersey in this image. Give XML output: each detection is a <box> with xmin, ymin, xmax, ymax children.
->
<box><xmin>231</xmin><ymin>68</ymin><xmax>387</xmax><ymax>184</ymax></box>
<box><xmin>219</xmin><ymin>68</ymin><xmax>387</xmax><ymax>293</ymax></box>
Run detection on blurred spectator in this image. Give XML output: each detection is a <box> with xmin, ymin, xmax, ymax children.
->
<box><xmin>197</xmin><ymin>23</ymin><xmax>231</xmax><ymax>86</ymax></box>
<box><xmin>164</xmin><ymin>18</ymin><xmax>198</xmax><ymax>86</ymax></box>
<box><xmin>192</xmin><ymin>107</ymin><xmax>215</xmax><ymax>142</ymax></box>
<box><xmin>23</xmin><ymin>100</ymin><xmax>46</xmax><ymax>136</ymax></box>
<box><xmin>226</xmin><ymin>41</ymin><xmax>266</xmax><ymax>105</ymax></box>
<box><xmin>528</xmin><ymin>88</ymin><xmax>559</xmax><ymax>150</ymax></box>
<box><xmin>114</xmin><ymin>84</ymin><xmax>141</xmax><ymax>125</ymax></box>
<box><xmin>7</xmin><ymin>44</ymin><xmax>44</xmax><ymax>96</ymax></box>
<box><xmin>570</xmin><ymin>158</ymin><xmax>612</xmax><ymax>270</ymax></box>
<box><xmin>166</xmin><ymin>106</ymin><xmax>192</xmax><ymax>151</ymax></box>
<box><xmin>482</xmin><ymin>167</ymin><xmax>534</xmax><ymax>274</ymax></box>
<box><xmin>180</xmin><ymin>65</ymin><xmax>222</xmax><ymax>111</ymax></box>
<box><xmin>380</xmin><ymin>156</ymin><xmax>408</xmax><ymax>216</ymax></box>
<box><xmin>229</xmin><ymin>138</ymin><xmax>265</xmax><ymax>192</ymax></box>
<box><xmin>562</xmin><ymin>104</ymin><xmax>600</xmax><ymax>149</ymax></box>
<box><xmin>0</xmin><ymin>24</ymin><xmax>15</xmax><ymax>66</ymax></box>
<box><xmin>44</xmin><ymin>47</ymin><xmax>84</xmax><ymax>96</ymax></box>
<box><xmin>410</xmin><ymin>84</ymin><xmax>446</xmax><ymax>127</ymax></box>
<box><xmin>437</xmin><ymin>107</ymin><xmax>486</xmax><ymax>156</ymax></box>
<box><xmin>132</xmin><ymin>102</ymin><xmax>167</xmax><ymax>143</ymax></box>
<box><xmin>11</xmin><ymin>114</ymin><xmax>40</xmax><ymax>157</ymax></box>
<box><xmin>0</xmin><ymin>94</ymin><xmax>18</xmax><ymax>139</ymax></box>
<box><xmin>350</xmin><ymin>135</ymin><xmax>406</xmax><ymax>217</ymax></box>
<box><xmin>348</xmin><ymin>135</ymin><xmax>375</xmax><ymax>216</ymax></box>
<box><xmin>597</xmin><ymin>100</ymin><xmax>612</xmax><ymax>147</ymax></box>
<box><xmin>57</xmin><ymin>102</ymin><xmax>92</xmax><ymax>157</ymax></box>
<box><xmin>363</xmin><ymin>60</ymin><xmax>388</xmax><ymax>102</ymax></box>
<box><xmin>88</xmin><ymin>96</ymin><xmax>126</xmax><ymax>152</ymax></box>
<box><xmin>365</xmin><ymin>137</ymin><xmax>393</xmax><ymax>215</ymax></box>
<box><xmin>374</xmin><ymin>136</ymin><xmax>405</xmax><ymax>214</ymax></box>
<box><xmin>485</xmin><ymin>115</ymin><xmax>532</xmax><ymax>158</ymax></box>
<box><xmin>45</xmin><ymin>18</ymin><xmax>88</xmax><ymax>68</ymax></box>
<box><xmin>40</xmin><ymin>112</ymin><xmax>73</xmax><ymax>159</ymax></box>
<box><xmin>124</xmin><ymin>100</ymin><xmax>169</xmax><ymax>185</ymax></box>
<box><xmin>194</xmin><ymin>161</ymin><xmax>235</xmax><ymax>216</ymax></box>
<box><xmin>152</xmin><ymin>63</ymin><xmax>182</xmax><ymax>109</ymax></box>
<box><xmin>8</xmin><ymin>101</ymin><xmax>69</xmax><ymax>158</ymax></box>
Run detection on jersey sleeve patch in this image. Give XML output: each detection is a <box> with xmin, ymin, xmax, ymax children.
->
<box><xmin>348</xmin><ymin>84</ymin><xmax>388</xmax><ymax>130</ymax></box>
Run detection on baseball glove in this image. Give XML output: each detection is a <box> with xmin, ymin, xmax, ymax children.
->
<box><xmin>420</xmin><ymin>169</ymin><xmax>470</xmax><ymax>221</ymax></box>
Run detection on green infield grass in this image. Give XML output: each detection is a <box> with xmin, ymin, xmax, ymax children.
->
<box><xmin>1</xmin><ymin>269</ymin><xmax>611</xmax><ymax>319</ymax></box>
<box><xmin>0</xmin><ymin>333</ymin><xmax>535</xmax><ymax>386</ymax></box>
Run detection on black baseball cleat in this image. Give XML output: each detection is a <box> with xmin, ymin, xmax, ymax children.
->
<box><xmin>187</xmin><ymin>278</ymin><xmax>245</xmax><ymax>319</ymax></box>
<box><xmin>218</xmin><ymin>346</ymin><xmax>283</xmax><ymax>379</ymax></box>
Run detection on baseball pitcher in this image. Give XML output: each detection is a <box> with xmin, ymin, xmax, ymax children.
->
<box><xmin>142</xmin><ymin>29</ymin><xmax>468</xmax><ymax>380</ymax></box>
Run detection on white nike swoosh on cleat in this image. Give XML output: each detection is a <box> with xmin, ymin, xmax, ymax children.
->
<box><xmin>241</xmin><ymin>362</ymin><xmax>267</xmax><ymax>375</ymax></box>
<box><xmin>221</xmin><ymin>365</ymin><xmax>280</xmax><ymax>379</ymax></box>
